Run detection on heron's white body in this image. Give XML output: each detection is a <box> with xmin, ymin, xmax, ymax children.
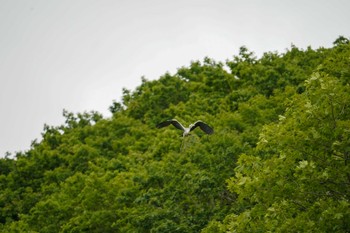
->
<box><xmin>182</xmin><ymin>125</ymin><xmax>192</xmax><ymax>137</ymax></box>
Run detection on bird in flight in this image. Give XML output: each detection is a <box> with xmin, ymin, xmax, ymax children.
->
<box><xmin>156</xmin><ymin>119</ymin><xmax>214</xmax><ymax>137</ymax></box>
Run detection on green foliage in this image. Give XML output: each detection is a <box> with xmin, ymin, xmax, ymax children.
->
<box><xmin>1</xmin><ymin>36</ymin><xmax>350</xmax><ymax>232</ymax></box>
<box><xmin>223</xmin><ymin>72</ymin><xmax>350</xmax><ymax>232</ymax></box>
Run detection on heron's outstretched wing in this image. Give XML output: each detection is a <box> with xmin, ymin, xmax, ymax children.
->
<box><xmin>191</xmin><ymin>121</ymin><xmax>214</xmax><ymax>134</ymax></box>
<box><xmin>156</xmin><ymin>119</ymin><xmax>185</xmax><ymax>131</ymax></box>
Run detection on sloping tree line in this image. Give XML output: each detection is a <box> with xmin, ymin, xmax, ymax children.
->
<box><xmin>0</xmin><ymin>36</ymin><xmax>349</xmax><ymax>232</ymax></box>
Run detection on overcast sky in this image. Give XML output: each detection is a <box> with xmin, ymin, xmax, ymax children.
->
<box><xmin>1</xmin><ymin>0</ymin><xmax>350</xmax><ymax>157</ymax></box>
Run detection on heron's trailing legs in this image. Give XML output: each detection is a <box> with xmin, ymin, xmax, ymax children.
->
<box><xmin>180</xmin><ymin>138</ymin><xmax>185</xmax><ymax>152</ymax></box>
<box><xmin>180</xmin><ymin>135</ymin><xmax>198</xmax><ymax>152</ymax></box>
<box><xmin>180</xmin><ymin>137</ymin><xmax>189</xmax><ymax>152</ymax></box>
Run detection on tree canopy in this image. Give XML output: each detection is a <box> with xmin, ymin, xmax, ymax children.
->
<box><xmin>1</xmin><ymin>36</ymin><xmax>349</xmax><ymax>232</ymax></box>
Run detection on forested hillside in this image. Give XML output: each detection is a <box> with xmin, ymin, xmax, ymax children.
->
<box><xmin>1</xmin><ymin>36</ymin><xmax>349</xmax><ymax>232</ymax></box>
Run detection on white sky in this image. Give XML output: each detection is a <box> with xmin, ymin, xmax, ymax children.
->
<box><xmin>1</xmin><ymin>0</ymin><xmax>350</xmax><ymax>157</ymax></box>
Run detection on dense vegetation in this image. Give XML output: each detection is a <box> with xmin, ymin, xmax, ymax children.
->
<box><xmin>1</xmin><ymin>36</ymin><xmax>349</xmax><ymax>232</ymax></box>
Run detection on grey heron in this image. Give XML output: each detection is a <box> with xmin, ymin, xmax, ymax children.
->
<box><xmin>156</xmin><ymin>119</ymin><xmax>214</xmax><ymax>137</ymax></box>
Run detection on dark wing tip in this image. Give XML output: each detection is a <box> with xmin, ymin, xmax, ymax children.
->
<box><xmin>204</xmin><ymin>125</ymin><xmax>214</xmax><ymax>134</ymax></box>
<box><xmin>156</xmin><ymin>120</ymin><xmax>170</xmax><ymax>128</ymax></box>
<box><xmin>194</xmin><ymin>121</ymin><xmax>214</xmax><ymax>134</ymax></box>
<box><xmin>156</xmin><ymin>119</ymin><xmax>179</xmax><ymax>129</ymax></box>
